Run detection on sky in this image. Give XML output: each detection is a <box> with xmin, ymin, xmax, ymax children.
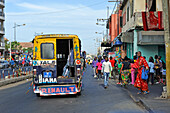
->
<box><xmin>5</xmin><ymin>0</ymin><xmax>116</xmax><ymax>55</ymax></box>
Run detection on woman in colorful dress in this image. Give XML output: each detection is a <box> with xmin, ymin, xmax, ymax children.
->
<box><xmin>134</xmin><ymin>51</ymin><xmax>149</xmax><ymax>94</ymax></box>
<box><xmin>120</xmin><ymin>56</ymin><xmax>130</xmax><ymax>87</ymax></box>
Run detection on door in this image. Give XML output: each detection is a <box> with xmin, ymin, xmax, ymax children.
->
<box><xmin>56</xmin><ymin>39</ymin><xmax>72</xmax><ymax>77</ymax></box>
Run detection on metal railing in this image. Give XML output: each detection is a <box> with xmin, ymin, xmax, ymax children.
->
<box><xmin>0</xmin><ymin>66</ymin><xmax>33</xmax><ymax>81</ymax></box>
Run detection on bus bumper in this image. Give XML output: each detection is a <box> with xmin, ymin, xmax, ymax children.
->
<box><xmin>33</xmin><ymin>84</ymin><xmax>81</xmax><ymax>96</ymax></box>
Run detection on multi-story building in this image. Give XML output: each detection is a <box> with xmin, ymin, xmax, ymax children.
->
<box><xmin>109</xmin><ymin>0</ymin><xmax>165</xmax><ymax>61</ymax></box>
<box><xmin>0</xmin><ymin>0</ymin><xmax>5</xmax><ymax>57</ymax></box>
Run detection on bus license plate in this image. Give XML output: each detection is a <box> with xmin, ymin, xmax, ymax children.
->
<box><xmin>43</xmin><ymin>72</ymin><xmax>52</xmax><ymax>78</ymax></box>
<box><xmin>40</xmin><ymin>85</ymin><xmax>77</xmax><ymax>95</ymax></box>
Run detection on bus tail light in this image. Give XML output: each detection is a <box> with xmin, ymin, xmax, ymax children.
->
<box><xmin>33</xmin><ymin>69</ymin><xmax>37</xmax><ymax>76</ymax></box>
<box><xmin>77</xmin><ymin>68</ymin><xmax>81</xmax><ymax>76</ymax></box>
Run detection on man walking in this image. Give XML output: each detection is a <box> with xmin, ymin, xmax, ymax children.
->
<box><xmin>102</xmin><ymin>56</ymin><xmax>112</xmax><ymax>89</ymax></box>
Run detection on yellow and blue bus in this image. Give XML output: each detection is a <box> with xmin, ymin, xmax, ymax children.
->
<box><xmin>32</xmin><ymin>34</ymin><xmax>82</xmax><ymax>96</ymax></box>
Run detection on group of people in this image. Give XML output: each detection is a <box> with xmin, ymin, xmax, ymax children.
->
<box><xmin>92</xmin><ymin>51</ymin><xmax>166</xmax><ymax>94</ymax></box>
<box><xmin>92</xmin><ymin>56</ymin><xmax>114</xmax><ymax>88</ymax></box>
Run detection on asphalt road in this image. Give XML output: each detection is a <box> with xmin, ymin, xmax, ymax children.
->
<box><xmin>0</xmin><ymin>65</ymin><xmax>147</xmax><ymax>113</ymax></box>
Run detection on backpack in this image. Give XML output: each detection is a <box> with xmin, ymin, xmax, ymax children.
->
<box><xmin>162</xmin><ymin>60</ymin><xmax>166</xmax><ymax>69</ymax></box>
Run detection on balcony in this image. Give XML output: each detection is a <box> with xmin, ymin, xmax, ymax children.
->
<box><xmin>121</xmin><ymin>12</ymin><xmax>143</xmax><ymax>32</ymax></box>
<box><xmin>0</xmin><ymin>0</ymin><xmax>4</xmax><ymax>8</ymax></box>
<box><xmin>0</xmin><ymin>27</ymin><xmax>5</xmax><ymax>35</ymax></box>
<box><xmin>0</xmin><ymin>42</ymin><xmax>5</xmax><ymax>50</ymax></box>
<box><xmin>142</xmin><ymin>11</ymin><xmax>164</xmax><ymax>31</ymax></box>
<box><xmin>0</xmin><ymin>11</ymin><xmax>5</xmax><ymax>20</ymax></box>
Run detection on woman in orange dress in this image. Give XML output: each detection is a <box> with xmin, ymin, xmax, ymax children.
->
<box><xmin>134</xmin><ymin>51</ymin><xmax>149</xmax><ymax>94</ymax></box>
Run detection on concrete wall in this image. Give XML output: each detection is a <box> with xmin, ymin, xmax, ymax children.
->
<box><xmin>121</xmin><ymin>0</ymin><xmax>143</xmax><ymax>32</ymax></box>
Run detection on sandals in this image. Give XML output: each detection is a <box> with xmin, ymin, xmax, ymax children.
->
<box><xmin>137</xmin><ymin>91</ymin><xmax>142</xmax><ymax>94</ymax></box>
<box><xmin>143</xmin><ymin>91</ymin><xmax>150</xmax><ymax>95</ymax></box>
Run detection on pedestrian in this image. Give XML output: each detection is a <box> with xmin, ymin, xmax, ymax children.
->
<box><xmin>131</xmin><ymin>56</ymin><xmax>137</xmax><ymax>85</ymax></box>
<box><xmin>120</xmin><ymin>56</ymin><xmax>131</xmax><ymax>87</ymax></box>
<box><xmin>117</xmin><ymin>58</ymin><xmax>122</xmax><ymax>85</ymax></box>
<box><xmin>147</xmin><ymin>56</ymin><xmax>154</xmax><ymax>85</ymax></box>
<box><xmin>92</xmin><ymin>57</ymin><xmax>98</xmax><ymax>78</ymax></box>
<box><xmin>109</xmin><ymin>56</ymin><xmax>115</xmax><ymax>79</ymax></box>
<box><xmin>102</xmin><ymin>56</ymin><xmax>112</xmax><ymax>89</ymax></box>
<box><xmin>96</xmin><ymin>59</ymin><xmax>102</xmax><ymax>80</ymax></box>
<box><xmin>134</xmin><ymin>51</ymin><xmax>149</xmax><ymax>94</ymax></box>
<box><xmin>101</xmin><ymin>56</ymin><xmax>105</xmax><ymax>64</ymax></box>
<box><xmin>154</xmin><ymin>55</ymin><xmax>160</xmax><ymax>84</ymax></box>
<box><xmin>143</xmin><ymin>56</ymin><xmax>146</xmax><ymax>59</ymax></box>
<box><xmin>158</xmin><ymin>56</ymin><xmax>163</xmax><ymax>84</ymax></box>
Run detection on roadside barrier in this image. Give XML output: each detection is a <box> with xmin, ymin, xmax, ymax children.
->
<box><xmin>0</xmin><ymin>66</ymin><xmax>33</xmax><ymax>81</ymax></box>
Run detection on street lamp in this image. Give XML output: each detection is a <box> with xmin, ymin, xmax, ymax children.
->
<box><xmin>96</xmin><ymin>23</ymin><xmax>105</xmax><ymax>26</ymax></box>
<box><xmin>10</xmin><ymin>23</ymin><xmax>26</xmax><ymax>61</ymax></box>
<box><xmin>13</xmin><ymin>23</ymin><xmax>26</xmax><ymax>41</ymax></box>
<box><xmin>95</xmin><ymin>31</ymin><xmax>104</xmax><ymax>41</ymax></box>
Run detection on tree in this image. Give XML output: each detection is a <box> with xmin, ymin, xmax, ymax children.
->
<box><xmin>5</xmin><ymin>40</ymin><xmax>9</xmax><ymax>51</ymax></box>
<box><xmin>27</xmin><ymin>47</ymin><xmax>33</xmax><ymax>53</ymax></box>
<box><xmin>19</xmin><ymin>46</ymin><xmax>22</xmax><ymax>51</ymax></box>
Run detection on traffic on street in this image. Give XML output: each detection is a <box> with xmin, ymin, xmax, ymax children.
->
<box><xmin>0</xmin><ymin>65</ymin><xmax>146</xmax><ymax>113</ymax></box>
<box><xmin>1</xmin><ymin>0</ymin><xmax>170</xmax><ymax>113</ymax></box>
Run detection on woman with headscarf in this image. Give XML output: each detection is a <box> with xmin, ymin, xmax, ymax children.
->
<box><xmin>134</xmin><ymin>51</ymin><xmax>149</xmax><ymax>94</ymax></box>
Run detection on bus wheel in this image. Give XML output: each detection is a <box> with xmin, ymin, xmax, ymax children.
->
<box><xmin>77</xmin><ymin>91</ymin><xmax>81</xmax><ymax>96</ymax></box>
<box><xmin>36</xmin><ymin>93</ymin><xmax>40</xmax><ymax>97</ymax></box>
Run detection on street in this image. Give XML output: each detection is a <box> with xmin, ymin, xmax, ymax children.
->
<box><xmin>0</xmin><ymin>65</ymin><xmax>146</xmax><ymax>113</ymax></box>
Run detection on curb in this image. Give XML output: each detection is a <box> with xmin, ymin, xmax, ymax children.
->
<box><xmin>125</xmin><ymin>88</ymin><xmax>154</xmax><ymax>113</ymax></box>
<box><xmin>138</xmin><ymin>99</ymin><xmax>154</xmax><ymax>113</ymax></box>
<box><xmin>112</xmin><ymin>80</ymin><xmax>154</xmax><ymax>113</ymax></box>
<box><xmin>0</xmin><ymin>75</ymin><xmax>33</xmax><ymax>87</ymax></box>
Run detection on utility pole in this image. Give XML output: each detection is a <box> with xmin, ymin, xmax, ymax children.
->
<box><xmin>162</xmin><ymin>0</ymin><xmax>170</xmax><ymax>98</ymax></box>
<box><xmin>14</xmin><ymin>23</ymin><xmax>16</xmax><ymax>41</ymax></box>
<box><xmin>106</xmin><ymin>6</ymin><xmax>109</xmax><ymax>41</ymax></box>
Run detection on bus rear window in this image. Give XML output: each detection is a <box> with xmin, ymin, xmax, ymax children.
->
<box><xmin>41</xmin><ymin>43</ymin><xmax>54</xmax><ymax>59</ymax></box>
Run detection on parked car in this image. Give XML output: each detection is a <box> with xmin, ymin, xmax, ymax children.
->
<box><xmin>0</xmin><ymin>60</ymin><xmax>10</xmax><ymax>69</ymax></box>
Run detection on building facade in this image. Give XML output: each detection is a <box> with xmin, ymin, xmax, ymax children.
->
<box><xmin>0</xmin><ymin>0</ymin><xmax>5</xmax><ymax>57</ymax></box>
<box><xmin>109</xmin><ymin>0</ymin><xmax>165</xmax><ymax>62</ymax></box>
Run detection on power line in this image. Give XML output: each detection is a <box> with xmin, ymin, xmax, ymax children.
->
<box><xmin>7</xmin><ymin>1</ymin><xmax>106</xmax><ymax>16</ymax></box>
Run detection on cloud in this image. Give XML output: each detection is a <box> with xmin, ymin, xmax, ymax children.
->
<box><xmin>16</xmin><ymin>2</ymin><xmax>56</xmax><ymax>11</ymax></box>
<box><xmin>5</xmin><ymin>2</ymin><xmax>108</xmax><ymax>54</ymax></box>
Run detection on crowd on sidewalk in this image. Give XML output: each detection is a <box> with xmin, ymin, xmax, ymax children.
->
<box><xmin>91</xmin><ymin>51</ymin><xmax>166</xmax><ymax>94</ymax></box>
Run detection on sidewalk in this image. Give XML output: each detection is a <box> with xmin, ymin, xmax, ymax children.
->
<box><xmin>123</xmin><ymin>83</ymin><xmax>170</xmax><ymax>113</ymax></box>
<box><xmin>0</xmin><ymin>74</ymin><xmax>33</xmax><ymax>87</ymax></box>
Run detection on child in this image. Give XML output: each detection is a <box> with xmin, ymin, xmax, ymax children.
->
<box><xmin>148</xmin><ymin>56</ymin><xmax>155</xmax><ymax>85</ymax></box>
<box><xmin>96</xmin><ymin>59</ymin><xmax>102</xmax><ymax>80</ymax></box>
<box><xmin>117</xmin><ymin>58</ymin><xmax>122</xmax><ymax>85</ymax></box>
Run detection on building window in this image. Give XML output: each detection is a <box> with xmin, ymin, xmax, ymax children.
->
<box><xmin>127</xmin><ymin>7</ymin><xmax>129</xmax><ymax>22</ymax></box>
<box><xmin>123</xmin><ymin>11</ymin><xmax>126</xmax><ymax>26</ymax></box>
<box><xmin>148</xmin><ymin>0</ymin><xmax>156</xmax><ymax>11</ymax></box>
<box><xmin>120</xmin><ymin>16</ymin><xmax>123</xmax><ymax>28</ymax></box>
<box><xmin>131</xmin><ymin>0</ymin><xmax>134</xmax><ymax>17</ymax></box>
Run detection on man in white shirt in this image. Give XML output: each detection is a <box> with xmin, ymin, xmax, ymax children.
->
<box><xmin>102</xmin><ymin>56</ymin><xmax>112</xmax><ymax>89</ymax></box>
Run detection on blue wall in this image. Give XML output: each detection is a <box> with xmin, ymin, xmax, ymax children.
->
<box><xmin>138</xmin><ymin>45</ymin><xmax>158</xmax><ymax>61</ymax></box>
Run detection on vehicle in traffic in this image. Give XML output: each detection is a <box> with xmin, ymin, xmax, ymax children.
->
<box><xmin>0</xmin><ymin>60</ymin><xmax>10</xmax><ymax>69</ymax></box>
<box><xmin>32</xmin><ymin>34</ymin><xmax>83</xmax><ymax>96</ymax></box>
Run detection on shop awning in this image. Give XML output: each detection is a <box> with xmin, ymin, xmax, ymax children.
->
<box><xmin>111</xmin><ymin>35</ymin><xmax>123</xmax><ymax>47</ymax></box>
<box><xmin>101</xmin><ymin>41</ymin><xmax>111</xmax><ymax>47</ymax></box>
